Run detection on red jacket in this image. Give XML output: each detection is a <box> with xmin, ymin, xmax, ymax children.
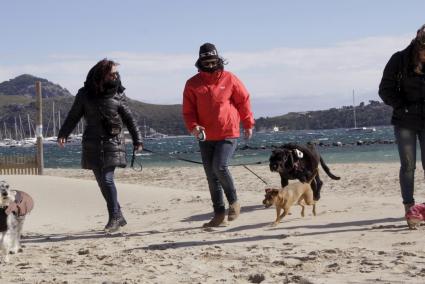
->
<box><xmin>182</xmin><ymin>70</ymin><xmax>254</xmax><ymax>140</ymax></box>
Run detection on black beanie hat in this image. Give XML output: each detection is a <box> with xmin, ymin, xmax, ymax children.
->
<box><xmin>198</xmin><ymin>43</ymin><xmax>219</xmax><ymax>61</ymax></box>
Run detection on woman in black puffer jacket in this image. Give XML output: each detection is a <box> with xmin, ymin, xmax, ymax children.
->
<box><xmin>58</xmin><ymin>59</ymin><xmax>143</xmax><ymax>233</ymax></box>
<box><xmin>379</xmin><ymin>24</ymin><xmax>425</xmax><ymax>222</ymax></box>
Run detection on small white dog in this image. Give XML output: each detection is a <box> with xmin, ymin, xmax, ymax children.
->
<box><xmin>0</xmin><ymin>180</ymin><xmax>34</xmax><ymax>262</ymax></box>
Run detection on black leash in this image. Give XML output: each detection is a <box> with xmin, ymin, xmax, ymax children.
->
<box><xmin>140</xmin><ymin>147</ymin><xmax>270</xmax><ymax>184</ymax></box>
<box><xmin>242</xmin><ymin>165</ymin><xmax>269</xmax><ymax>185</ymax></box>
<box><xmin>143</xmin><ymin>147</ymin><xmax>269</xmax><ymax>166</ymax></box>
<box><xmin>142</xmin><ymin>148</ymin><xmax>203</xmax><ymax>164</ymax></box>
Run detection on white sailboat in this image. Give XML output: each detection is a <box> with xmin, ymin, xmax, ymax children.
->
<box><xmin>347</xmin><ymin>90</ymin><xmax>376</xmax><ymax>132</ymax></box>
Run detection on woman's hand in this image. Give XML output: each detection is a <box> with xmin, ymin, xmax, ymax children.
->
<box><xmin>57</xmin><ymin>137</ymin><xmax>66</xmax><ymax>148</ymax></box>
<box><xmin>134</xmin><ymin>144</ymin><xmax>143</xmax><ymax>152</ymax></box>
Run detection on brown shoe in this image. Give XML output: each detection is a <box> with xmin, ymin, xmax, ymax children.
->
<box><xmin>203</xmin><ymin>212</ymin><xmax>226</xmax><ymax>227</ymax></box>
<box><xmin>228</xmin><ymin>202</ymin><xmax>241</xmax><ymax>221</ymax></box>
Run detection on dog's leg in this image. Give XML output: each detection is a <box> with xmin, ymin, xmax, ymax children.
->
<box><xmin>312</xmin><ymin>175</ymin><xmax>323</xmax><ymax>201</ymax></box>
<box><xmin>3</xmin><ymin>231</ymin><xmax>12</xmax><ymax>260</ymax></box>
<box><xmin>280</xmin><ymin>208</ymin><xmax>289</xmax><ymax>220</ymax></box>
<box><xmin>272</xmin><ymin>207</ymin><xmax>282</xmax><ymax>226</ymax></box>
<box><xmin>279</xmin><ymin>173</ymin><xmax>289</xmax><ymax>188</ymax></box>
<box><xmin>276</xmin><ymin>207</ymin><xmax>290</xmax><ymax>224</ymax></box>
<box><xmin>297</xmin><ymin>197</ymin><xmax>306</xmax><ymax>217</ymax></box>
<box><xmin>6</xmin><ymin>214</ymin><xmax>19</xmax><ymax>254</ymax></box>
<box><xmin>14</xmin><ymin>217</ymin><xmax>24</xmax><ymax>252</ymax></box>
<box><xmin>303</xmin><ymin>188</ymin><xmax>316</xmax><ymax>216</ymax></box>
<box><xmin>300</xmin><ymin>204</ymin><xmax>305</xmax><ymax>217</ymax></box>
<box><xmin>0</xmin><ymin>233</ymin><xmax>7</xmax><ymax>263</ymax></box>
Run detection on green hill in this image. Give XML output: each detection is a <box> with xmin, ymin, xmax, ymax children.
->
<box><xmin>0</xmin><ymin>75</ymin><xmax>185</xmax><ymax>138</ymax></box>
<box><xmin>255</xmin><ymin>100</ymin><xmax>392</xmax><ymax>131</ymax></box>
<box><xmin>0</xmin><ymin>74</ymin><xmax>392</xmax><ymax>139</ymax></box>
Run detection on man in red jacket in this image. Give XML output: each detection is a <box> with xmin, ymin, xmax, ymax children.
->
<box><xmin>182</xmin><ymin>43</ymin><xmax>255</xmax><ymax>227</ymax></box>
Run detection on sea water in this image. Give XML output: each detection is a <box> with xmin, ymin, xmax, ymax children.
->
<box><xmin>0</xmin><ymin>125</ymin><xmax>401</xmax><ymax>168</ymax></box>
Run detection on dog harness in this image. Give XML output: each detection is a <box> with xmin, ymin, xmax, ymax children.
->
<box><xmin>5</xmin><ymin>191</ymin><xmax>34</xmax><ymax>217</ymax></box>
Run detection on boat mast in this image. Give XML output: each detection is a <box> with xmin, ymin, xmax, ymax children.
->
<box><xmin>27</xmin><ymin>114</ymin><xmax>32</xmax><ymax>138</ymax></box>
<box><xmin>3</xmin><ymin>122</ymin><xmax>8</xmax><ymax>139</ymax></box>
<box><xmin>144</xmin><ymin>118</ymin><xmax>147</xmax><ymax>138</ymax></box>
<box><xmin>58</xmin><ymin>110</ymin><xmax>61</xmax><ymax>130</ymax></box>
<box><xmin>52</xmin><ymin>101</ymin><xmax>56</xmax><ymax>137</ymax></box>
<box><xmin>14</xmin><ymin>117</ymin><xmax>18</xmax><ymax>140</ymax></box>
<box><xmin>352</xmin><ymin>89</ymin><xmax>357</xmax><ymax>129</ymax></box>
<box><xmin>19</xmin><ymin>115</ymin><xmax>25</xmax><ymax>140</ymax></box>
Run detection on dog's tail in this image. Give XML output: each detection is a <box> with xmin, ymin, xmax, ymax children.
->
<box><xmin>319</xmin><ymin>157</ymin><xmax>340</xmax><ymax>180</ymax></box>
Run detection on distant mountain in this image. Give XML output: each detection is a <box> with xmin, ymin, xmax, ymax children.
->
<box><xmin>255</xmin><ymin>100</ymin><xmax>392</xmax><ymax>131</ymax></box>
<box><xmin>0</xmin><ymin>74</ymin><xmax>393</xmax><ymax>139</ymax></box>
<box><xmin>0</xmin><ymin>74</ymin><xmax>72</xmax><ymax>98</ymax></box>
<box><xmin>0</xmin><ymin>74</ymin><xmax>186</xmax><ymax>138</ymax></box>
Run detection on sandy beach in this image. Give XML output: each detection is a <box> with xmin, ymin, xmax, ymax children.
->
<box><xmin>1</xmin><ymin>162</ymin><xmax>425</xmax><ymax>283</ymax></box>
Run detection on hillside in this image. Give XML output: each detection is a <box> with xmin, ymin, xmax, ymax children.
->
<box><xmin>0</xmin><ymin>75</ymin><xmax>185</xmax><ymax>138</ymax></box>
<box><xmin>0</xmin><ymin>74</ymin><xmax>392</xmax><ymax>139</ymax></box>
<box><xmin>0</xmin><ymin>74</ymin><xmax>72</xmax><ymax>98</ymax></box>
<box><xmin>255</xmin><ymin>100</ymin><xmax>392</xmax><ymax>131</ymax></box>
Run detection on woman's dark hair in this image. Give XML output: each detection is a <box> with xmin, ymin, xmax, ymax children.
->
<box><xmin>84</xmin><ymin>59</ymin><xmax>118</xmax><ymax>95</ymax></box>
<box><xmin>410</xmin><ymin>25</ymin><xmax>425</xmax><ymax>73</ymax></box>
<box><xmin>411</xmin><ymin>41</ymin><xmax>425</xmax><ymax>74</ymax></box>
<box><xmin>195</xmin><ymin>57</ymin><xmax>227</xmax><ymax>72</ymax></box>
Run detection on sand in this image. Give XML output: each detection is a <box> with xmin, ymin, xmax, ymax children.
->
<box><xmin>1</xmin><ymin>162</ymin><xmax>425</xmax><ymax>283</ymax></box>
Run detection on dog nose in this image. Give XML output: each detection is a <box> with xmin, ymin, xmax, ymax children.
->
<box><xmin>1</xmin><ymin>192</ymin><xmax>7</xmax><ymax>197</ymax></box>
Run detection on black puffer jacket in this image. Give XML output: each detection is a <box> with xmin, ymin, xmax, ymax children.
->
<box><xmin>379</xmin><ymin>43</ymin><xmax>425</xmax><ymax>130</ymax></box>
<box><xmin>58</xmin><ymin>87</ymin><xmax>143</xmax><ymax>169</ymax></box>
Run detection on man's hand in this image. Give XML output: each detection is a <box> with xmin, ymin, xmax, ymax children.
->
<box><xmin>191</xmin><ymin>125</ymin><xmax>205</xmax><ymax>139</ymax></box>
<box><xmin>244</xmin><ymin>128</ymin><xmax>253</xmax><ymax>140</ymax></box>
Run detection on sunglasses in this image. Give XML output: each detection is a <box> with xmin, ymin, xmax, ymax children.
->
<box><xmin>201</xmin><ymin>59</ymin><xmax>218</xmax><ymax>68</ymax></box>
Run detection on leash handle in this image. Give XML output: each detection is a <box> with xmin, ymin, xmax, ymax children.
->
<box><xmin>130</xmin><ymin>148</ymin><xmax>143</xmax><ymax>171</ymax></box>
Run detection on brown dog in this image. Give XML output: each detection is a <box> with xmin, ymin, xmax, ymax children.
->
<box><xmin>262</xmin><ymin>176</ymin><xmax>316</xmax><ymax>227</ymax></box>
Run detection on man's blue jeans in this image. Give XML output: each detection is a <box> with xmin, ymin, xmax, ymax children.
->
<box><xmin>92</xmin><ymin>166</ymin><xmax>121</xmax><ymax>217</ymax></box>
<box><xmin>394</xmin><ymin>126</ymin><xmax>425</xmax><ymax>205</ymax></box>
<box><xmin>199</xmin><ymin>139</ymin><xmax>238</xmax><ymax>214</ymax></box>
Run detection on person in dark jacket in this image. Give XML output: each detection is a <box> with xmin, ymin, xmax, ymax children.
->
<box><xmin>57</xmin><ymin>59</ymin><xmax>143</xmax><ymax>233</ymax></box>
<box><xmin>379</xmin><ymin>24</ymin><xmax>425</xmax><ymax>222</ymax></box>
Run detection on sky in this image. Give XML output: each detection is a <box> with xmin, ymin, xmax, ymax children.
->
<box><xmin>0</xmin><ymin>0</ymin><xmax>424</xmax><ymax>118</ymax></box>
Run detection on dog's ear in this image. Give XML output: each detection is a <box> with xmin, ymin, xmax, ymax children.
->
<box><xmin>265</xmin><ymin>188</ymin><xmax>272</xmax><ymax>193</ymax></box>
<box><xmin>271</xmin><ymin>189</ymin><xmax>279</xmax><ymax>195</ymax></box>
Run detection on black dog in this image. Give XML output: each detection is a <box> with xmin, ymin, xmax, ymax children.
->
<box><xmin>269</xmin><ymin>143</ymin><xmax>340</xmax><ymax>200</ymax></box>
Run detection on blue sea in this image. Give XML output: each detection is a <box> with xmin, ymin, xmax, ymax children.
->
<box><xmin>0</xmin><ymin>126</ymin><xmax>401</xmax><ymax>168</ymax></box>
